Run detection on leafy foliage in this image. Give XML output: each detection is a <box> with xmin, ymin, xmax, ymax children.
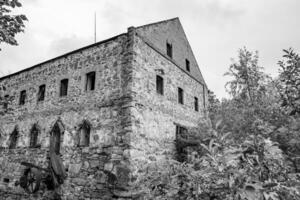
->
<box><xmin>277</xmin><ymin>48</ymin><xmax>300</xmax><ymax>116</ymax></box>
<box><xmin>134</xmin><ymin>47</ymin><xmax>300</xmax><ymax>199</ymax></box>
<box><xmin>0</xmin><ymin>0</ymin><xmax>27</xmax><ymax>50</ymax></box>
<box><xmin>224</xmin><ymin>47</ymin><xmax>270</xmax><ymax>104</ymax></box>
<box><xmin>134</xmin><ymin>123</ymin><xmax>300</xmax><ymax>199</ymax></box>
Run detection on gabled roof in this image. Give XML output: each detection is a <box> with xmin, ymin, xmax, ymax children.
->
<box><xmin>136</xmin><ymin>17</ymin><xmax>206</xmax><ymax>86</ymax></box>
<box><xmin>0</xmin><ymin>18</ymin><xmax>206</xmax><ymax>87</ymax></box>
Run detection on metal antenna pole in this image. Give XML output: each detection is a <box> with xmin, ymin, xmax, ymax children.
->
<box><xmin>94</xmin><ymin>12</ymin><xmax>96</xmax><ymax>43</ymax></box>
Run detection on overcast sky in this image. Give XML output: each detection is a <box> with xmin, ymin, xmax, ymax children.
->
<box><xmin>0</xmin><ymin>0</ymin><xmax>299</xmax><ymax>98</ymax></box>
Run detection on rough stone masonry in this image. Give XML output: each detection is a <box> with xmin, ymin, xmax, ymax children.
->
<box><xmin>0</xmin><ymin>18</ymin><xmax>208</xmax><ymax>199</ymax></box>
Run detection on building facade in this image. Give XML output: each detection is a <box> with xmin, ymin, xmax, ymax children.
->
<box><xmin>0</xmin><ymin>18</ymin><xmax>208</xmax><ymax>199</ymax></box>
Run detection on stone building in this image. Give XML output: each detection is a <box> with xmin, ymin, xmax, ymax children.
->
<box><xmin>0</xmin><ymin>18</ymin><xmax>208</xmax><ymax>199</ymax></box>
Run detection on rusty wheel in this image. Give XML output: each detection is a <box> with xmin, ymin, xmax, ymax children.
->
<box><xmin>21</xmin><ymin>168</ymin><xmax>41</xmax><ymax>193</ymax></box>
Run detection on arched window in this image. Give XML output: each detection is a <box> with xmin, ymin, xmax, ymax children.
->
<box><xmin>50</xmin><ymin>119</ymin><xmax>64</xmax><ymax>154</ymax></box>
<box><xmin>30</xmin><ymin>124</ymin><xmax>39</xmax><ymax>148</ymax></box>
<box><xmin>9</xmin><ymin>126</ymin><xmax>19</xmax><ymax>149</ymax></box>
<box><xmin>78</xmin><ymin>120</ymin><xmax>91</xmax><ymax>147</ymax></box>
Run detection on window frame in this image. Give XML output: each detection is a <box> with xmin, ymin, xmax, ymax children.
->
<box><xmin>166</xmin><ymin>42</ymin><xmax>173</xmax><ymax>58</ymax></box>
<box><xmin>156</xmin><ymin>75</ymin><xmax>164</xmax><ymax>95</ymax></box>
<box><xmin>9</xmin><ymin>127</ymin><xmax>18</xmax><ymax>149</ymax></box>
<box><xmin>37</xmin><ymin>84</ymin><xmax>46</xmax><ymax>102</ymax></box>
<box><xmin>194</xmin><ymin>97</ymin><xmax>199</xmax><ymax>112</ymax></box>
<box><xmin>85</xmin><ymin>71</ymin><xmax>96</xmax><ymax>91</ymax></box>
<box><xmin>60</xmin><ymin>79</ymin><xmax>69</xmax><ymax>97</ymax></box>
<box><xmin>175</xmin><ymin>124</ymin><xmax>188</xmax><ymax>162</ymax></box>
<box><xmin>19</xmin><ymin>90</ymin><xmax>26</xmax><ymax>105</ymax></box>
<box><xmin>78</xmin><ymin>120</ymin><xmax>91</xmax><ymax>147</ymax></box>
<box><xmin>178</xmin><ymin>87</ymin><xmax>184</xmax><ymax>104</ymax></box>
<box><xmin>185</xmin><ymin>59</ymin><xmax>190</xmax><ymax>72</ymax></box>
<box><xmin>29</xmin><ymin>125</ymin><xmax>39</xmax><ymax>148</ymax></box>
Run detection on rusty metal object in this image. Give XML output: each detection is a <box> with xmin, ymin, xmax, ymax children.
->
<box><xmin>19</xmin><ymin>154</ymin><xmax>67</xmax><ymax>194</ymax></box>
<box><xmin>19</xmin><ymin>167</ymin><xmax>42</xmax><ymax>193</ymax></box>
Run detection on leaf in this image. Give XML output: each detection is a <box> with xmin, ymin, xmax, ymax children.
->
<box><xmin>215</xmin><ymin>119</ymin><xmax>222</xmax><ymax>129</ymax></box>
<box><xmin>263</xmin><ymin>191</ymin><xmax>279</xmax><ymax>200</ymax></box>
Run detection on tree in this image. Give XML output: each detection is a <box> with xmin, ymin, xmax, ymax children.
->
<box><xmin>0</xmin><ymin>0</ymin><xmax>27</xmax><ymax>50</ymax></box>
<box><xmin>225</xmin><ymin>47</ymin><xmax>270</xmax><ymax>105</ymax></box>
<box><xmin>277</xmin><ymin>48</ymin><xmax>300</xmax><ymax>116</ymax></box>
<box><xmin>207</xmin><ymin>89</ymin><xmax>220</xmax><ymax>123</ymax></box>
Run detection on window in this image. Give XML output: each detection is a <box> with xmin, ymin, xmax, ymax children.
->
<box><xmin>186</xmin><ymin>59</ymin><xmax>190</xmax><ymax>72</ymax></box>
<box><xmin>30</xmin><ymin>125</ymin><xmax>39</xmax><ymax>148</ymax></box>
<box><xmin>19</xmin><ymin>90</ymin><xmax>26</xmax><ymax>105</ymax></box>
<box><xmin>166</xmin><ymin>42</ymin><xmax>172</xmax><ymax>58</ymax></box>
<box><xmin>175</xmin><ymin>125</ymin><xmax>188</xmax><ymax>162</ymax></box>
<box><xmin>78</xmin><ymin>120</ymin><xmax>91</xmax><ymax>147</ymax></box>
<box><xmin>9</xmin><ymin>127</ymin><xmax>18</xmax><ymax>149</ymax></box>
<box><xmin>60</xmin><ymin>79</ymin><xmax>68</xmax><ymax>97</ymax></box>
<box><xmin>85</xmin><ymin>71</ymin><xmax>96</xmax><ymax>91</ymax></box>
<box><xmin>194</xmin><ymin>97</ymin><xmax>199</xmax><ymax>112</ymax></box>
<box><xmin>50</xmin><ymin>120</ymin><xmax>64</xmax><ymax>154</ymax></box>
<box><xmin>3</xmin><ymin>95</ymin><xmax>9</xmax><ymax>110</ymax></box>
<box><xmin>37</xmin><ymin>84</ymin><xmax>46</xmax><ymax>101</ymax></box>
<box><xmin>156</xmin><ymin>75</ymin><xmax>164</xmax><ymax>95</ymax></box>
<box><xmin>178</xmin><ymin>87</ymin><xmax>184</xmax><ymax>104</ymax></box>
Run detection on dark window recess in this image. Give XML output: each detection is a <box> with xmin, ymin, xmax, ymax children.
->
<box><xmin>30</xmin><ymin>125</ymin><xmax>39</xmax><ymax>148</ymax></box>
<box><xmin>3</xmin><ymin>178</ymin><xmax>9</xmax><ymax>183</ymax></box>
<box><xmin>194</xmin><ymin>97</ymin><xmax>199</xmax><ymax>111</ymax></box>
<box><xmin>178</xmin><ymin>87</ymin><xmax>184</xmax><ymax>104</ymax></box>
<box><xmin>156</xmin><ymin>75</ymin><xmax>164</xmax><ymax>95</ymax></box>
<box><xmin>186</xmin><ymin>59</ymin><xmax>190</xmax><ymax>72</ymax></box>
<box><xmin>166</xmin><ymin>42</ymin><xmax>173</xmax><ymax>58</ymax></box>
<box><xmin>9</xmin><ymin>128</ymin><xmax>18</xmax><ymax>149</ymax></box>
<box><xmin>19</xmin><ymin>90</ymin><xmax>26</xmax><ymax>105</ymax></box>
<box><xmin>85</xmin><ymin>71</ymin><xmax>96</xmax><ymax>91</ymax></box>
<box><xmin>3</xmin><ymin>95</ymin><xmax>9</xmax><ymax>110</ymax></box>
<box><xmin>50</xmin><ymin>122</ymin><xmax>64</xmax><ymax>154</ymax></box>
<box><xmin>60</xmin><ymin>79</ymin><xmax>68</xmax><ymax>97</ymax></box>
<box><xmin>37</xmin><ymin>84</ymin><xmax>46</xmax><ymax>101</ymax></box>
<box><xmin>176</xmin><ymin>125</ymin><xmax>188</xmax><ymax>162</ymax></box>
<box><xmin>78</xmin><ymin>121</ymin><xmax>91</xmax><ymax>147</ymax></box>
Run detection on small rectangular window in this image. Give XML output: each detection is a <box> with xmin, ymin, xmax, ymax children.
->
<box><xmin>9</xmin><ymin>128</ymin><xmax>18</xmax><ymax>149</ymax></box>
<box><xmin>178</xmin><ymin>87</ymin><xmax>184</xmax><ymax>104</ymax></box>
<box><xmin>85</xmin><ymin>71</ymin><xmax>96</xmax><ymax>91</ymax></box>
<box><xmin>166</xmin><ymin>42</ymin><xmax>173</xmax><ymax>58</ymax></box>
<box><xmin>37</xmin><ymin>84</ymin><xmax>46</xmax><ymax>101</ymax></box>
<box><xmin>3</xmin><ymin>95</ymin><xmax>9</xmax><ymax>110</ymax></box>
<box><xmin>176</xmin><ymin>125</ymin><xmax>188</xmax><ymax>162</ymax></box>
<box><xmin>60</xmin><ymin>79</ymin><xmax>68</xmax><ymax>97</ymax></box>
<box><xmin>19</xmin><ymin>90</ymin><xmax>26</xmax><ymax>105</ymax></box>
<box><xmin>194</xmin><ymin>97</ymin><xmax>199</xmax><ymax>111</ymax></box>
<box><xmin>186</xmin><ymin>59</ymin><xmax>190</xmax><ymax>72</ymax></box>
<box><xmin>156</xmin><ymin>75</ymin><xmax>164</xmax><ymax>95</ymax></box>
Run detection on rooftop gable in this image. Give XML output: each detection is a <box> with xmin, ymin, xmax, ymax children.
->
<box><xmin>136</xmin><ymin>18</ymin><xmax>206</xmax><ymax>86</ymax></box>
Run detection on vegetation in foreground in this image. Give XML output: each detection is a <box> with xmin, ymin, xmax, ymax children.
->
<box><xmin>134</xmin><ymin>47</ymin><xmax>300</xmax><ymax>200</ymax></box>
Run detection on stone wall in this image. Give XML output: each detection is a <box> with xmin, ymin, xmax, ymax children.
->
<box><xmin>0</xmin><ymin>19</ymin><xmax>209</xmax><ymax>199</ymax></box>
<box><xmin>129</xmin><ymin>28</ymin><xmax>208</xmax><ymax>181</ymax></box>
<box><xmin>136</xmin><ymin>18</ymin><xmax>206</xmax><ymax>85</ymax></box>
<box><xmin>0</xmin><ymin>32</ymin><xmax>134</xmax><ymax>199</ymax></box>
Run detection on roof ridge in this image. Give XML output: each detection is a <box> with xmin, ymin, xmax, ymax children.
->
<box><xmin>0</xmin><ymin>33</ymin><xmax>126</xmax><ymax>81</ymax></box>
<box><xmin>135</xmin><ymin>17</ymin><xmax>179</xmax><ymax>29</ymax></box>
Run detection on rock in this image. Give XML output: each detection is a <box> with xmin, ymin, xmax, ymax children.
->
<box><xmin>68</xmin><ymin>163</ymin><xmax>82</xmax><ymax>175</ymax></box>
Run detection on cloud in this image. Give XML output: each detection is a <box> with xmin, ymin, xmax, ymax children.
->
<box><xmin>47</xmin><ymin>35</ymin><xmax>91</xmax><ymax>58</ymax></box>
<box><xmin>1</xmin><ymin>0</ymin><xmax>300</xmax><ymax>99</ymax></box>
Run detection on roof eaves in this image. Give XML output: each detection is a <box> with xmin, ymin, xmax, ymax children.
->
<box><xmin>0</xmin><ymin>33</ymin><xmax>126</xmax><ymax>81</ymax></box>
